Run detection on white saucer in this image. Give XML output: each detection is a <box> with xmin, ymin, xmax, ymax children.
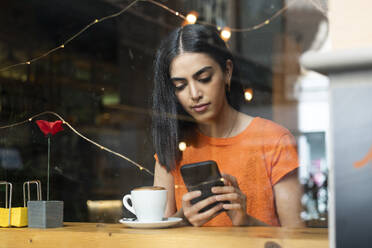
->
<box><xmin>119</xmin><ymin>217</ymin><xmax>182</xmax><ymax>229</ymax></box>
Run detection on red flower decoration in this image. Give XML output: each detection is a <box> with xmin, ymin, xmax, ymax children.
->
<box><xmin>36</xmin><ymin>120</ymin><xmax>64</xmax><ymax>136</ymax></box>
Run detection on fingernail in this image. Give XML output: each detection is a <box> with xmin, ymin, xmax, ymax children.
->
<box><xmin>197</xmin><ymin>191</ymin><xmax>202</xmax><ymax>196</ymax></box>
<box><xmin>211</xmin><ymin>188</ymin><xmax>217</xmax><ymax>193</ymax></box>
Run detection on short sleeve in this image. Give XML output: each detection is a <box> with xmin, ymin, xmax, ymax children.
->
<box><xmin>270</xmin><ymin>133</ymin><xmax>299</xmax><ymax>185</ymax></box>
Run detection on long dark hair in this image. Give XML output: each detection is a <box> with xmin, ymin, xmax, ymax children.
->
<box><xmin>152</xmin><ymin>24</ymin><xmax>243</xmax><ymax>171</ymax></box>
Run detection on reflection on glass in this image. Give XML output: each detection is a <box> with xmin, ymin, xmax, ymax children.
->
<box><xmin>0</xmin><ymin>0</ymin><xmax>328</xmax><ymax>229</ymax></box>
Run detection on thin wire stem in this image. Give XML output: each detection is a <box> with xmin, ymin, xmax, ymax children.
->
<box><xmin>47</xmin><ymin>136</ymin><xmax>50</xmax><ymax>201</ymax></box>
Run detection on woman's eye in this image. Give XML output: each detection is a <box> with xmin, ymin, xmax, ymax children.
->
<box><xmin>199</xmin><ymin>76</ymin><xmax>211</xmax><ymax>83</ymax></box>
<box><xmin>175</xmin><ymin>84</ymin><xmax>186</xmax><ymax>91</ymax></box>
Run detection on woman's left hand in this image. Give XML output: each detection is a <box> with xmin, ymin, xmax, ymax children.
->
<box><xmin>211</xmin><ymin>173</ymin><xmax>248</xmax><ymax>226</ymax></box>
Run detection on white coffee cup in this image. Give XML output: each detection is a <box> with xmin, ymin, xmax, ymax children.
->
<box><xmin>123</xmin><ymin>186</ymin><xmax>167</xmax><ymax>222</ymax></box>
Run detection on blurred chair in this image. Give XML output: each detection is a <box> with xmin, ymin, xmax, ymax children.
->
<box><xmin>86</xmin><ymin>200</ymin><xmax>123</xmax><ymax>223</ymax></box>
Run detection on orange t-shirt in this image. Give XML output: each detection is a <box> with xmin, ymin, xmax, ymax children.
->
<box><xmin>158</xmin><ymin>117</ymin><xmax>299</xmax><ymax>226</ymax></box>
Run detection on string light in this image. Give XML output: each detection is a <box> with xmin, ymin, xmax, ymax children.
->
<box><xmin>0</xmin><ymin>0</ymin><xmax>322</xmax><ymax>72</ymax></box>
<box><xmin>178</xmin><ymin>141</ymin><xmax>187</xmax><ymax>151</ymax></box>
<box><xmin>0</xmin><ymin>111</ymin><xmax>154</xmax><ymax>176</ymax></box>
<box><xmin>220</xmin><ymin>27</ymin><xmax>231</xmax><ymax>41</ymax></box>
<box><xmin>244</xmin><ymin>88</ymin><xmax>253</xmax><ymax>102</ymax></box>
<box><xmin>185</xmin><ymin>11</ymin><xmax>198</xmax><ymax>24</ymax></box>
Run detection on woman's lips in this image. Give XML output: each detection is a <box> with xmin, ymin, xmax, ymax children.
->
<box><xmin>192</xmin><ymin>103</ymin><xmax>210</xmax><ymax>113</ymax></box>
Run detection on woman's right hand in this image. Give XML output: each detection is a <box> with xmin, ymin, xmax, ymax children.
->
<box><xmin>181</xmin><ymin>191</ymin><xmax>223</xmax><ymax>227</ymax></box>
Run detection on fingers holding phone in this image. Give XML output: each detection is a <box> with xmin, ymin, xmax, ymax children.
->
<box><xmin>182</xmin><ymin>190</ymin><xmax>223</xmax><ymax>227</ymax></box>
<box><xmin>212</xmin><ymin>174</ymin><xmax>248</xmax><ymax>226</ymax></box>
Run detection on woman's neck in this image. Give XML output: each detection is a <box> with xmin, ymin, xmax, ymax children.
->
<box><xmin>197</xmin><ymin>104</ymin><xmax>240</xmax><ymax>138</ymax></box>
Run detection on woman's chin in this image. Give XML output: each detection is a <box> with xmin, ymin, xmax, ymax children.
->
<box><xmin>190</xmin><ymin>112</ymin><xmax>217</xmax><ymax>125</ymax></box>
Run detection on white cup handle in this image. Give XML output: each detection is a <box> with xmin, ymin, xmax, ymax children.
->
<box><xmin>123</xmin><ymin>194</ymin><xmax>136</xmax><ymax>215</ymax></box>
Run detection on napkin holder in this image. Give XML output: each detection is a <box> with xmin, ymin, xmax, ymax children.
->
<box><xmin>27</xmin><ymin>180</ymin><xmax>63</xmax><ymax>228</ymax></box>
<box><xmin>0</xmin><ymin>181</ymin><xmax>28</xmax><ymax>227</ymax></box>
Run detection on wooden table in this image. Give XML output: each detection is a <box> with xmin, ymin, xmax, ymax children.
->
<box><xmin>0</xmin><ymin>222</ymin><xmax>328</xmax><ymax>248</ymax></box>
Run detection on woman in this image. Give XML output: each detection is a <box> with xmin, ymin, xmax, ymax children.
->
<box><xmin>152</xmin><ymin>24</ymin><xmax>304</xmax><ymax>227</ymax></box>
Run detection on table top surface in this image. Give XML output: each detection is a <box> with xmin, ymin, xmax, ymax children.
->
<box><xmin>0</xmin><ymin>222</ymin><xmax>329</xmax><ymax>248</ymax></box>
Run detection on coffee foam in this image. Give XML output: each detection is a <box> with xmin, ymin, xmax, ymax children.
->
<box><xmin>132</xmin><ymin>186</ymin><xmax>166</xmax><ymax>191</ymax></box>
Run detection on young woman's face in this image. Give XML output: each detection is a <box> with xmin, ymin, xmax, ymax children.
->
<box><xmin>169</xmin><ymin>52</ymin><xmax>232</xmax><ymax>124</ymax></box>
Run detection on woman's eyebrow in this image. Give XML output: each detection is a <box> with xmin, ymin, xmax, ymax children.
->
<box><xmin>170</xmin><ymin>76</ymin><xmax>185</xmax><ymax>82</ymax></box>
<box><xmin>193</xmin><ymin>66</ymin><xmax>212</xmax><ymax>78</ymax></box>
<box><xmin>170</xmin><ymin>66</ymin><xmax>212</xmax><ymax>81</ymax></box>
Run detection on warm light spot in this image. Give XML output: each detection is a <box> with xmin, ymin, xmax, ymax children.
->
<box><xmin>26</xmin><ymin>61</ymin><xmax>31</xmax><ymax>65</ymax></box>
<box><xmin>220</xmin><ymin>28</ymin><xmax>231</xmax><ymax>41</ymax></box>
<box><xmin>186</xmin><ymin>11</ymin><xmax>198</xmax><ymax>24</ymax></box>
<box><xmin>60</xmin><ymin>44</ymin><xmax>65</xmax><ymax>48</ymax></box>
<box><xmin>217</xmin><ymin>26</ymin><xmax>221</xmax><ymax>31</ymax></box>
<box><xmin>178</xmin><ymin>141</ymin><xmax>187</xmax><ymax>151</ymax></box>
<box><xmin>87</xmin><ymin>200</ymin><xmax>122</xmax><ymax>209</ymax></box>
<box><xmin>94</xmin><ymin>19</ymin><xmax>99</xmax><ymax>23</ymax></box>
<box><xmin>244</xmin><ymin>88</ymin><xmax>253</xmax><ymax>101</ymax></box>
<box><xmin>265</xmin><ymin>20</ymin><xmax>270</xmax><ymax>25</ymax></box>
<box><xmin>175</xmin><ymin>12</ymin><xmax>179</xmax><ymax>16</ymax></box>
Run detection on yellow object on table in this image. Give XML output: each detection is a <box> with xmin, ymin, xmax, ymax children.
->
<box><xmin>0</xmin><ymin>208</ymin><xmax>11</xmax><ymax>227</ymax></box>
<box><xmin>0</xmin><ymin>181</ymin><xmax>12</xmax><ymax>227</ymax></box>
<box><xmin>0</xmin><ymin>207</ymin><xmax>28</xmax><ymax>227</ymax></box>
<box><xmin>10</xmin><ymin>207</ymin><xmax>28</xmax><ymax>227</ymax></box>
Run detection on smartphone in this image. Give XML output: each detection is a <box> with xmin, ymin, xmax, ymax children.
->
<box><xmin>180</xmin><ymin>160</ymin><xmax>228</xmax><ymax>213</ymax></box>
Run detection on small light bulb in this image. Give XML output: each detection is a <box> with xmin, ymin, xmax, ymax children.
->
<box><xmin>60</xmin><ymin>44</ymin><xmax>65</xmax><ymax>48</ymax></box>
<box><xmin>178</xmin><ymin>141</ymin><xmax>187</xmax><ymax>151</ymax></box>
<box><xmin>217</xmin><ymin>26</ymin><xmax>221</xmax><ymax>31</ymax></box>
<box><xmin>26</xmin><ymin>61</ymin><xmax>31</xmax><ymax>65</ymax></box>
<box><xmin>244</xmin><ymin>88</ymin><xmax>253</xmax><ymax>101</ymax></box>
<box><xmin>140</xmin><ymin>167</ymin><xmax>143</xmax><ymax>170</ymax></box>
<box><xmin>220</xmin><ymin>28</ymin><xmax>231</xmax><ymax>41</ymax></box>
<box><xmin>265</xmin><ymin>20</ymin><xmax>270</xmax><ymax>25</ymax></box>
<box><xmin>175</xmin><ymin>12</ymin><xmax>179</xmax><ymax>16</ymax></box>
<box><xmin>186</xmin><ymin>12</ymin><xmax>197</xmax><ymax>24</ymax></box>
<box><xmin>95</xmin><ymin>19</ymin><xmax>99</xmax><ymax>23</ymax></box>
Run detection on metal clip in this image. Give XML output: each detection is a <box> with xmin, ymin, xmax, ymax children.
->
<box><xmin>23</xmin><ymin>180</ymin><xmax>42</xmax><ymax>207</ymax></box>
<box><xmin>0</xmin><ymin>181</ymin><xmax>12</xmax><ymax>226</ymax></box>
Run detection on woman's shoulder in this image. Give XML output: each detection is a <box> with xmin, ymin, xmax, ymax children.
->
<box><xmin>247</xmin><ymin>116</ymin><xmax>292</xmax><ymax>137</ymax></box>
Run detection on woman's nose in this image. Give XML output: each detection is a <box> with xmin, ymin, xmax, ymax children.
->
<box><xmin>189</xmin><ymin>82</ymin><xmax>202</xmax><ymax>101</ymax></box>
